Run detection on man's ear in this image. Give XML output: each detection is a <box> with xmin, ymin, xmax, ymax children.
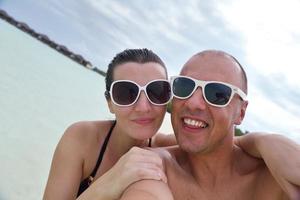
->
<box><xmin>234</xmin><ymin>100</ymin><xmax>248</xmax><ymax>125</ymax></box>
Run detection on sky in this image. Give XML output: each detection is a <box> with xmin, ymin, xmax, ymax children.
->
<box><xmin>1</xmin><ymin>0</ymin><xmax>300</xmax><ymax>141</ymax></box>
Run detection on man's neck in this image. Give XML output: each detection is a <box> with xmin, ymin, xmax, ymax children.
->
<box><xmin>185</xmin><ymin>134</ymin><xmax>237</xmax><ymax>187</ymax></box>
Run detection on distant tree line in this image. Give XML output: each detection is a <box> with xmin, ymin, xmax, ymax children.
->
<box><xmin>0</xmin><ymin>9</ymin><xmax>106</xmax><ymax>77</ymax></box>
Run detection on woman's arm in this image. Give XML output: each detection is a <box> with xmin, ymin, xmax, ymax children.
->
<box><xmin>236</xmin><ymin>133</ymin><xmax>300</xmax><ymax>197</ymax></box>
<box><xmin>120</xmin><ymin>180</ymin><xmax>174</xmax><ymax>200</ymax></box>
<box><xmin>78</xmin><ymin>147</ymin><xmax>167</xmax><ymax>200</ymax></box>
<box><xmin>43</xmin><ymin>123</ymin><xmax>86</xmax><ymax>200</ymax></box>
<box><xmin>43</xmin><ymin>122</ymin><xmax>168</xmax><ymax>200</ymax></box>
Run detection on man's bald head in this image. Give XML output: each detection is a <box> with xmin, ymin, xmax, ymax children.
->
<box><xmin>181</xmin><ymin>50</ymin><xmax>248</xmax><ymax>94</ymax></box>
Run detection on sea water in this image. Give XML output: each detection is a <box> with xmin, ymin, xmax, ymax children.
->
<box><xmin>0</xmin><ymin>20</ymin><xmax>172</xmax><ymax>200</ymax></box>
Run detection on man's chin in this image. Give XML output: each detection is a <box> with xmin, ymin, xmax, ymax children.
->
<box><xmin>178</xmin><ymin>141</ymin><xmax>206</xmax><ymax>154</ymax></box>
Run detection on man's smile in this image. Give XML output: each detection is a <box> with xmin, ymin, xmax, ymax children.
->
<box><xmin>183</xmin><ymin>118</ymin><xmax>208</xmax><ymax>129</ymax></box>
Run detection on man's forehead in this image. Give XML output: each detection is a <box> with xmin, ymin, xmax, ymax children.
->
<box><xmin>180</xmin><ymin>51</ymin><xmax>239</xmax><ymax>77</ymax></box>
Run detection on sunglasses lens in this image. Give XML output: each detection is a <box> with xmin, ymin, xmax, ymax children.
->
<box><xmin>172</xmin><ymin>77</ymin><xmax>195</xmax><ymax>98</ymax></box>
<box><xmin>146</xmin><ymin>81</ymin><xmax>171</xmax><ymax>104</ymax></box>
<box><xmin>112</xmin><ymin>81</ymin><xmax>139</xmax><ymax>105</ymax></box>
<box><xmin>205</xmin><ymin>83</ymin><xmax>232</xmax><ymax>106</ymax></box>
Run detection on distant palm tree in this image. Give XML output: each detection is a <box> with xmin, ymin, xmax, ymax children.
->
<box><xmin>235</xmin><ymin>127</ymin><xmax>247</xmax><ymax>136</ymax></box>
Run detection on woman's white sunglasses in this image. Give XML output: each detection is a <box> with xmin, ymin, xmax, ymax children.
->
<box><xmin>107</xmin><ymin>79</ymin><xmax>172</xmax><ymax>106</ymax></box>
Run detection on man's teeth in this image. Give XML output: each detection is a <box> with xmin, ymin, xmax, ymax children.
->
<box><xmin>184</xmin><ymin>118</ymin><xmax>207</xmax><ymax>128</ymax></box>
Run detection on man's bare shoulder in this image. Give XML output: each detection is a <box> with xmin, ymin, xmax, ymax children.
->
<box><xmin>149</xmin><ymin>145</ymin><xmax>182</xmax><ymax>162</ymax></box>
<box><xmin>152</xmin><ymin>133</ymin><xmax>177</xmax><ymax>147</ymax></box>
<box><xmin>234</xmin><ymin>145</ymin><xmax>265</xmax><ymax>175</ymax></box>
<box><xmin>234</xmin><ymin>146</ymin><xmax>290</xmax><ymax>199</ymax></box>
<box><xmin>148</xmin><ymin>146</ymin><xmax>189</xmax><ymax>179</ymax></box>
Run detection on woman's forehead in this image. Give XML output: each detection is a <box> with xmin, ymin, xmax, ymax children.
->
<box><xmin>113</xmin><ymin>62</ymin><xmax>167</xmax><ymax>83</ymax></box>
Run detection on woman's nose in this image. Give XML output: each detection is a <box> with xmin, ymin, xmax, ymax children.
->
<box><xmin>134</xmin><ymin>91</ymin><xmax>151</xmax><ymax>112</ymax></box>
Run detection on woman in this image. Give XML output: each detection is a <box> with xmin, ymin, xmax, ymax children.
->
<box><xmin>43</xmin><ymin>48</ymin><xmax>175</xmax><ymax>200</ymax></box>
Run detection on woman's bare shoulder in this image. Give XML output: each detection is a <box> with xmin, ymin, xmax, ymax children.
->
<box><xmin>59</xmin><ymin>120</ymin><xmax>114</xmax><ymax>152</ymax></box>
<box><xmin>64</xmin><ymin>120</ymin><xmax>113</xmax><ymax>138</ymax></box>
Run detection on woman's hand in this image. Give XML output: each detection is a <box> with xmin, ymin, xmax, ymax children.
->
<box><xmin>80</xmin><ymin>147</ymin><xmax>167</xmax><ymax>200</ymax></box>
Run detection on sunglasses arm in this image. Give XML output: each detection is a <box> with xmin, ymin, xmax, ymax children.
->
<box><xmin>234</xmin><ymin>88</ymin><xmax>247</xmax><ymax>101</ymax></box>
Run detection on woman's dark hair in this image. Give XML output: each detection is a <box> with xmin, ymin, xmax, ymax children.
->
<box><xmin>105</xmin><ymin>48</ymin><xmax>167</xmax><ymax>99</ymax></box>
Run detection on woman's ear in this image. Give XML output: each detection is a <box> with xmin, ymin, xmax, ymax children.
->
<box><xmin>234</xmin><ymin>100</ymin><xmax>248</xmax><ymax>125</ymax></box>
<box><xmin>107</xmin><ymin>99</ymin><xmax>114</xmax><ymax>114</ymax></box>
<box><xmin>105</xmin><ymin>91</ymin><xmax>114</xmax><ymax>114</ymax></box>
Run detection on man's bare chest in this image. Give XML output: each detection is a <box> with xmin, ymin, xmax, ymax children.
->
<box><xmin>166</xmin><ymin>170</ymin><xmax>261</xmax><ymax>200</ymax></box>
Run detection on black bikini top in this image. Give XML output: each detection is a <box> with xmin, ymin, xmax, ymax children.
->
<box><xmin>77</xmin><ymin>121</ymin><xmax>152</xmax><ymax>197</ymax></box>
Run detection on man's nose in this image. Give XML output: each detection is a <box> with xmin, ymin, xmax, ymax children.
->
<box><xmin>185</xmin><ymin>87</ymin><xmax>207</xmax><ymax>110</ymax></box>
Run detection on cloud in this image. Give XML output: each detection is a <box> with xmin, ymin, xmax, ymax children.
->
<box><xmin>216</xmin><ymin>0</ymin><xmax>300</xmax><ymax>86</ymax></box>
<box><xmin>215</xmin><ymin>0</ymin><xmax>300</xmax><ymax>142</ymax></box>
<box><xmin>252</xmin><ymin>73</ymin><xmax>300</xmax><ymax>115</ymax></box>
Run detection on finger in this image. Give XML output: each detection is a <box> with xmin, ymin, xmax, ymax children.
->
<box><xmin>128</xmin><ymin>146</ymin><xmax>161</xmax><ymax>157</ymax></box>
<box><xmin>134</xmin><ymin>163</ymin><xmax>167</xmax><ymax>183</ymax></box>
<box><xmin>124</xmin><ymin>151</ymin><xmax>164</xmax><ymax>168</ymax></box>
<box><xmin>131</xmin><ymin>167</ymin><xmax>168</xmax><ymax>183</ymax></box>
<box><xmin>122</xmin><ymin>147</ymin><xmax>159</xmax><ymax>163</ymax></box>
<box><xmin>128</xmin><ymin>156</ymin><xmax>164</xmax><ymax>171</ymax></box>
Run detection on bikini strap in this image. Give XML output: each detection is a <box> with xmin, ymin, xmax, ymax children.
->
<box><xmin>89</xmin><ymin>120</ymin><xmax>116</xmax><ymax>178</ymax></box>
<box><xmin>148</xmin><ymin>137</ymin><xmax>152</xmax><ymax>147</ymax></box>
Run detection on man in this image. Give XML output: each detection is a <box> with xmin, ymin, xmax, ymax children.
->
<box><xmin>120</xmin><ymin>50</ymin><xmax>300</xmax><ymax>200</ymax></box>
